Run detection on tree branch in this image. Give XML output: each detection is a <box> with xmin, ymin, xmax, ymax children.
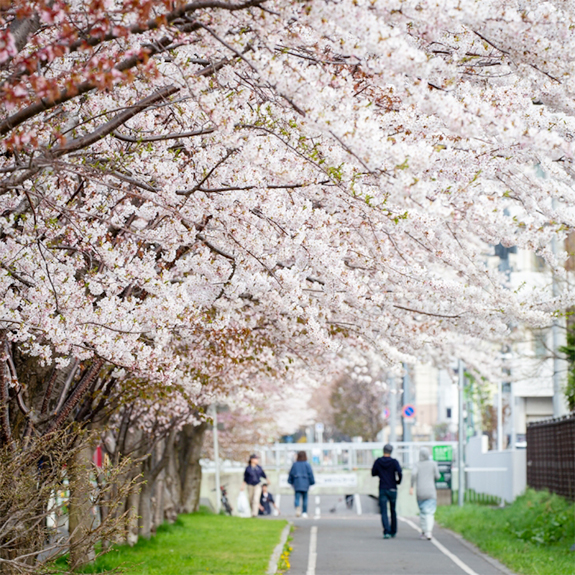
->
<box><xmin>44</xmin><ymin>358</ymin><xmax>105</xmax><ymax>436</ymax></box>
<box><xmin>175</xmin><ymin>148</ymin><xmax>237</xmax><ymax>195</ymax></box>
<box><xmin>65</xmin><ymin>0</ymin><xmax>267</xmax><ymax>53</ymax></box>
<box><xmin>40</xmin><ymin>369</ymin><xmax>59</xmax><ymax>415</ymax></box>
<box><xmin>112</xmin><ymin>127</ymin><xmax>215</xmax><ymax>143</ymax></box>
<box><xmin>0</xmin><ymin>262</ymin><xmax>35</xmax><ymax>288</ymax></box>
<box><xmin>52</xmin><ymin>85</ymin><xmax>181</xmax><ymax>156</ymax></box>
<box><xmin>52</xmin><ymin>359</ymin><xmax>80</xmax><ymax>415</ymax></box>
<box><xmin>196</xmin><ymin>233</ymin><xmax>235</xmax><ymax>260</ymax></box>
<box><xmin>393</xmin><ymin>304</ymin><xmax>460</xmax><ymax>319</ymax></box>
<box><xmin>0</xmin><ymin>38</ymin><xmax>175</xmax><ymax>136</ymax></box>
<box><xmin>0</xmin><ymin>333</ymin><xmax>13</xmax><ymax>449</ymax></box>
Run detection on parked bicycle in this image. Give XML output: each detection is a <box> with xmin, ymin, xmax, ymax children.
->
<box><xmin>212</xmin><ymin>485</ymin><xmax>233</xmax><ymax>515</ymax></box>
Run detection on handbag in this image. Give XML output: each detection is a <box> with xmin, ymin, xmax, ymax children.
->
<box><xmin>236</xmin><ymin>491</ymin><xmax>251</xmax><ymax>517</ymax></box>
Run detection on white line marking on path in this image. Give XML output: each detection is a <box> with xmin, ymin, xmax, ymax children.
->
<box><xmin>314</xmin><ymin>495</ymin><xmax>321</xmax><ymax>519</ymax></box>
<box><xmin>399</xmin><ymin>517</ymin><xmax>480</xmax><ymax>575</ymax></box>
<box><xmin>307</xmin><ymin>525</ymin><xmax>318</xmax><ymax>575</ymax></box>
<box><xmin>355</xmin><ymin>494</ymin><xmax>362</xmax><ymax>515</ymax></box>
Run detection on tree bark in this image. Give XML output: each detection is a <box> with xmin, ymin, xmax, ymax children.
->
<box><xmin>125</xmin><ymin>477</ymin><xmax>141</xmax><ymax>546</ymax></box>
<box><xmin>138</xmin><ymin>476</ymin><xmax>154</xmax><ymax>540</ymax></box>
<box><xmin>178</xmin><ymin>422</ymin><xmax>207</xmax><ymax>514</ymax></box>
<box><xmin>138</xmin><ymin>431</ymin><xmax>173</xmax><ymax>538</ymax></box>
<box><xmin>153</xmin><ymin>465</ymin><xmax>165</xmax><ymax>530</ymax></box>
<box><xmin>68</xmin><ymin>444</ymin><xmax>96</xmax><ymax>570</ymax></box>
<box><xmin>162</xmin><ymin>437</ymin><xmax>181</xmax><ymax>523</ymax></box>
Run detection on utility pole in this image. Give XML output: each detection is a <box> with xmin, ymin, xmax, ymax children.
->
<box><xmin>550</xmin><ymin>196</ymin><xmax>569</xmax><ymax>417</ymax></box>
<box><xmin>551</xmin><ymin>230</ymin><xmax>565</xmax><ymax>418</ymax></box>
<box><xmin>458</xmin><ymin>360</ymin><xmax>465</xmax><ymax>507</ymax></box>
<box><xmin>389</xmin><ymin>375</ymin><xmax>397</xmax><ymax>444</ymax></box>
<box><xmin>510</xmin><ymin>382</ymin><xmax>516</xmax><ymax>451</ymax></box>
<box><xmin>402</xmin><ymin>364</ymin><xmax>412</xmax><ymax>443</ymax></box>
<box><xmin>497</xmin><ymin>380</ymin><xmax>503</xmax><ymax>451</ymax></box>
<box><xmin>211</xmin><ymin>404</ymin><xmax>221</xmax><ymax>514</ymax></box>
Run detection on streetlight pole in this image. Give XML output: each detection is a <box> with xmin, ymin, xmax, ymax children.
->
<box><xmin>212</xmin><ymin>404</ymin><xmax>221</xmax><ymax>514</ymax></box>
<box><xmin>510</xmin><ymin>382</ymin><xmax>516</xmax><ymax>451</ymax></box>
<box><xmin>497</xmin><ymin>380</ymin><xmax>503</xmax><ymax>452</ymax></box>
<box><xmin>389</xmin><ymin>376</ymin><xmax>397</xmax><ymax>444</ymax></box>
<box><xmin>550</xmin><ymin>198</ymin><xmax>568</xmax><ymax>417</ymax></box>
<box><xmin>458</xmin><ymin>360</ymin><xmax>465</xmax><ymax>507</ymax></box>
<box><xmin>551</xmin><ymin>231</ymin><xmax>565</xmax><ymax>418</ymax></box>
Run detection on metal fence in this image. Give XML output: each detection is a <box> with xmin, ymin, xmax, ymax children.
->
<box><xmin>259</xmin><ymin>441</ymin><xmax>458</xmax><ymax>471</ymax></box>
<box><xmin>526</xmin><ymin>412</ymin><xmax>575</xmax><ymax>501</ymax></box>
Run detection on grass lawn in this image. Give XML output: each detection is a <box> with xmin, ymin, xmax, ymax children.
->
<box><xmin>75</xmin><ymin>510</ymin><xmax>287</xmax><ymax>575</ymax></box>
<box><xmin>436</xmin><ymin>489</ymin><xmax>575</xmax><ymax>575</ymax></box>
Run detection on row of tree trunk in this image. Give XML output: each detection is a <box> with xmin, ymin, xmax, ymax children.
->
<box><xmin>0</xmin><ymin>345</ymin><xmax>212</xmax><ymax>572</ymax></box>
<box><xmin>65</xmin><ymin>421</ymin><xmax>208</xmax><ymax>568</ymax></box>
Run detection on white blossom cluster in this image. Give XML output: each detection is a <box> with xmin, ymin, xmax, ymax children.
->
<box><xmin>1</xmin><ymin>0</ymin><xmax>574</xmax><ymax>419</ymax></box>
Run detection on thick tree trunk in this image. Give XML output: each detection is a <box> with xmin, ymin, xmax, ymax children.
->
<box><xmin>138</xmin><ymin>479</ymin><xmax>153</xmax><ymax>540</ymax></box>
<box><xmin>153</xmin><ymin>472</ymin><xmax>165</xmax><ymax>530</ymax></box>
<box><xmin>178</xmin><ymin>422</ymin><xmax>207</xmax><ymax>514</ymax></box>
<box><xmin>138</xmin><ymin>432</ymin><xmax>172</xmax><ymax>538</ymax></box>
<box><xmin>68</xmin><ymin>444</ymin><xmax>96</xmax><ymax>570</ymax></box>
<box><xmin>163</xmin><ymin>439</ymin><xmax>181</xmax><ymax>523</ymax></box>
<box><xmin>125</xmin><ymin>475</ymin><xmax>141</xmax><ymax>546</ymax></box>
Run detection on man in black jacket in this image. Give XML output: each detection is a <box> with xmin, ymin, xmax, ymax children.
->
<box><xmin>371</xmin><ymin>444</ymin><xmax>402</xmax><ymax>539</ymax></box>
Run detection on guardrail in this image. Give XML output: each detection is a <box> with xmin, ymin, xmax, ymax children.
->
<box><xmin>258</xmin><ymin>441</ymin><xmax>459</xmax><ymax>471</ymax></box>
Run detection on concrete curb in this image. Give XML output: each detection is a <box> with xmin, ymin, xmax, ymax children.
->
<box><xmin>440</xmin><ymin>525</ymin><xmax>519</xmax><ymax>575</ymax></box>
<box><xmin>267</xmin><ymin>520</ymin><xmax>292</xmax><ymax>575</ymax></box>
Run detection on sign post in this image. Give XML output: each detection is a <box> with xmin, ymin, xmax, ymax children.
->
<box><xmin>402</xmin><ymin>404</ymin><xmax>416</xmax><ymax>419</ymax></box>
<box><xmin>211</xmin><ymin>404</ymin><xmax>221</xmax><ymax>514</ymax></box>
<box><xmin>458</xmin><ymin>360</ymin><xmax>465</xmax><ymax>507</ymax></box>
<box><xmin>389</xmin><ymin>375</ymin><xmax>397</xmax><ymax>443</ymax></box>
<box><xmin>402</xmin><ymin>364</ymin><xmax>412</xmax><ymax>442</ymax></box>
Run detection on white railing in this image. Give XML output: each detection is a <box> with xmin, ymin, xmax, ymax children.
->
<box><xmin>258</xmin><ymin>441</ymin><xmax>458</xmax><ymax>471</ymax></box>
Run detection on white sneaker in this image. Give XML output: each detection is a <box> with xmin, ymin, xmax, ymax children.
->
<box><xmin>426</xmin><ymin>533</ymin><xmax>432</xmax><ymax>540</ymax></box>
<box><xmin>301</xmin><ymin>512</ymin><xmax>308</xmax><ymax>518</ymax></box>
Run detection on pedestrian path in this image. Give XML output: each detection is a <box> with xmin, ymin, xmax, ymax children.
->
<box><xmin>276</xmin><ymin>493</ymin><xmax>378</xmax><ymax>518</ymax></box>
<box><xmin>286</xmin><ymin>515</ymin><xmax>512</xmax><ymax>575</ymax></box>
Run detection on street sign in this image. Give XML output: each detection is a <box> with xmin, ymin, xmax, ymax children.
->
<box><xmin>382</xmin><ymin>408</ymin><xmax>390</xmax><ymax>419</ymax></box>
<box><xmin>402</xmin><ymin>404</ymin><xmax>416</xmax><ymax>419</ymax></box>
<box><xmin>315</xmin><ymin>422</ymin><xmax>324</xmax><ymax>433</ymax></box>
<box><xmin>433</xmin><ymin>445</ymin><xmax>453</xmax><ymax>462</ymax></box>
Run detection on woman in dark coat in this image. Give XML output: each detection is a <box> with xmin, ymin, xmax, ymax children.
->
<box><xmin>288</xmin><ymin>451</ymin><xmax>315</xmax><ymax>518</ymax></box>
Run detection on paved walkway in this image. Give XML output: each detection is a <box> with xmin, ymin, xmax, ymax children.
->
<box><xmin>285</xmin><ymin>513</ymin><xmax>512</xmax><ymax>575</ymax></box>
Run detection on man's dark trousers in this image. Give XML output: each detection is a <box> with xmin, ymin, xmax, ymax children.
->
<box><xmin>379</xmin><ymin>488</ymin><xmax>398</xmax><ymax>535</ymax></box>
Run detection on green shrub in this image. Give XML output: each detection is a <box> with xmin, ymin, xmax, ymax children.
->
<box><xmin>437</xmin><ymin>488</ymin><xmax>575</xmax><ymax>575</ymax></box>
<box><xmin>505</xmin><ymin>490</ymin><xmax>575</xmax><ymax>545</ymax></box>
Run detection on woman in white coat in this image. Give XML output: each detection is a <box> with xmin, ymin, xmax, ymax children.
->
<box><xmin>410</xmin><ymin>447</ymin><xmax>440</xmax><ymax>540</ymax></box>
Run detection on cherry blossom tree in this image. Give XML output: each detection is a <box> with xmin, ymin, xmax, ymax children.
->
<box><xmin>1</xmin><ymin>0</ymin><xmax>575</xmax><ymax>567</ymax></box>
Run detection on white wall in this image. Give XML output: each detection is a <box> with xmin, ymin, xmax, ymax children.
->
<box><xmin>465</xmin><ymin>435</ymin><xmax>526</xmax><ymax>503</ymax></box>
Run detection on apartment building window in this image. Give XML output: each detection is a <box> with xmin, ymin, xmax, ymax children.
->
<box><xmin>494</xmin><ymin>243</ymin><xmax>516</xmax><ymax>272</ymax></box>
<box><xmin>533</xmin><ymin>253</ymin><xmax>546</xmax><ymax>272</ymax></box>
<box><xmin>446</xmin><ymin>408</ymin><xmax>452</xmax><ymax>419</ymax></box>
<box><xmin>533</xmin><ymin>330</ymin><xmax>548</xmax><ymax>358</ymax></box>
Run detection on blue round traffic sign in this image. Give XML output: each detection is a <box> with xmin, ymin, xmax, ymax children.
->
<box><xmin>402</xmin><ymin>404</ymin><xmax>416</xmax><ymax>419</ymax></box>
<box><xmin>382</xmin><ymin>408</ymin><xmax>390</xmax><ymax>419</ymax></box>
